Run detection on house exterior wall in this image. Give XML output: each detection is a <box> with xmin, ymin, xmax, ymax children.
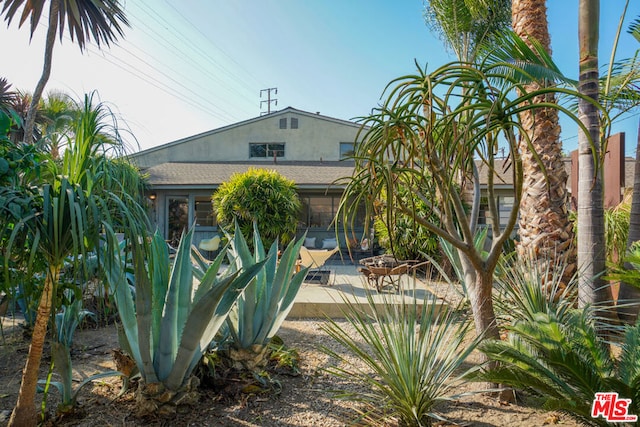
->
<box><xmin>131</xmin><ymin>109</ymin><xmax>362</xmax><ymax>169</ymax></box>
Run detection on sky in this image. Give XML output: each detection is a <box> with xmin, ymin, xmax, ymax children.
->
<box><xmin>1</xmin><ymin>0</ymin><xmax>640</xmax><ymax>155</ymax></box>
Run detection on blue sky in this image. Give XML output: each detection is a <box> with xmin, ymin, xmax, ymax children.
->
<box><xmin>1</xmin><ymin>0</ymin><xmax>639</xmax><ymax>155</ymax></box>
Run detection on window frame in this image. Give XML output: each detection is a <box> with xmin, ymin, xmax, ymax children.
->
<box><xmin>339</xmin><ymin>142</ymin><xmax>355</xmax><ymax>160</ymax></box>
<box><xmin>249</xmin><ymin>142</ymin><xmax>286</xmax><ymax>159</ymax></box>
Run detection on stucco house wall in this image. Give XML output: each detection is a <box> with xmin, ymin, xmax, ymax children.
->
<box><xmin>129</xmin><ymin>108</ymin><xmax>366</xmax><ymax>250</ymax></box>
<box><xmin>132</xmin><ymin>108</ymin><xmax>362</xmax><ymax>168</ymax></box>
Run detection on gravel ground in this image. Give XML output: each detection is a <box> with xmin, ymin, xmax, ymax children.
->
<box><xmin>0</xmin><ymin>283</ymin><xmax>581</xmax><ymax>426</ymax></box>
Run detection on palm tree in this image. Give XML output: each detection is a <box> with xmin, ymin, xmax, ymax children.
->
<box><xmin>424</xmin><ymin>0</ymin><xmax>511</xmax><ymax>63</ymax></box>
<box><xmin>4</xmin><ymin>93</ymin><xmax>148</xmax><ymax>426</ymax></box>
<box><xmin>577</xmin><ymin>0</ymin><xmax>608</xmax><ymax>309</ymax></box>
<box><xmin>0</xmin><ymin>77</ymin><xmax>17</xmax><ymax>113</ymax></box>
<box><xmin>38</xmin><ymin>91</ymin><xmax>76</xmax><ymax>159</ymax></box>
<box><xmin>511</xmin><ymin>0</ymin><xmax>576</xmax><ymax>283</ymax></box>
<box><xmin>615</xmin><ymin>16</ymin><xmax>640</xmax><ymax>323</ymax></box>
<box><xmin>0</xmin><ymin>0</ymin><xmax>129</xmax><ymax>145</ymax></box>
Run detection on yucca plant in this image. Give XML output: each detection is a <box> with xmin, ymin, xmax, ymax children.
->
<box><xmin>475</xmin><ymin>309</ymin><xmax>640</xmax><ymax>426</ymax></box>
<box><xmin>224</xmin><ymin>224</ymin><xmax>309</xmax><ymax>370</ymax></box>
<box><xmin>102</xmin><ymin>226</ymin><xmax>266</xmax><ymax>417</ymax></box>
<box><xmin>493</xmin><ymin>253</ymin><xmax>578</xmax><ymax>324</ymax></box>
<box><xmin>321</xmin><ymin>287</ymin><xmax>481</xmax><ymax>426</ymax></box>
<box><xmin>40</xmin><ymin>295</ymin><xmax>121</xmax><ymax>414</ymax></box>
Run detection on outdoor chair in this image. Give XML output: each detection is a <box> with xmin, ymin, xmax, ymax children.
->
<box><xmin>198</xmin><ymin>234</ymin><xmax>221</xmax><ymax>259</ymax></box>
<box><xmin>298</xmin><ymin>246</ymin><xmax>339</xmax><ymax>285</ymax></box>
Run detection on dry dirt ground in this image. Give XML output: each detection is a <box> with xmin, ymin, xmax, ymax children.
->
<box><xmin>0</xmin><ymin>311</ymin><xmax>583</xmax><ymax>427</ymax></box>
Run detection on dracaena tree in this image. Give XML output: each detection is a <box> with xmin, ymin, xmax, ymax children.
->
<box><xmin>3</xmin><ymin>92</ymin><xmax>148</xmax><ymax>427</ymax></box>
<box><xmin>339</xmin><ymin>35</ymin><xmax>588</xmax><ymax>348</ymax></box>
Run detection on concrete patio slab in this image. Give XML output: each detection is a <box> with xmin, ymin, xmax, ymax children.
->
<box><xmin>288</xmin><ymin>263</ymin><xmax>446</xmax><ymax>319</ymax></box>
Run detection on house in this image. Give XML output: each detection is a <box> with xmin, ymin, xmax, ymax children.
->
<box><xmin>131</xmin><ymin>108</ymin><xmax>637</xmax><ymax>249</ymax></box>
<box><xmin>129</xmin><ymin>107</ymin><xmax>366</xmax><ymax>248</ymax></box>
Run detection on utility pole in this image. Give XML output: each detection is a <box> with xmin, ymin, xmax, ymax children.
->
<box><xmin>260</xmin><ymin>88</ymin><xmax>278</xmax><ymax>115</ymax></box>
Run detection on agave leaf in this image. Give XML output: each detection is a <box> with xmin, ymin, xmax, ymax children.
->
<box><xmin>102</xmin><ymin>232</ymin><xmax>145</xmax><ymax>379</ymax></box>
<box><xmin>131</xmin><ymin>234</ymin><xmax>157</xmax><ymax>382</ymax></box>
<box><xmin>70</xmin><ymin>371</ymin><xmax>125</xmax><ymax>405</ymax></box>
<box><xmin>257</xmin><ymin>235</ymin><xmax>308</xmax><ymax>344</ymax></box>
<box><xmin>264</xmin><ymin>268</ymin><xmax>308</xmax><ymax>341</ymax></box>
<box><xmin>192</xmin><ymin>244</ymin><xmax>228</xmax><ymax>303</ymax></box>
<box><xmin>38</xmin><ymin>371</ymin><xmax>124</xmax><ymax>407</ymax></box>
<box><xmin>156</xmin><ymin>228</ymin><xmax>195</xmax><ymax>381</ymax></box>
<box><xmin>149</xmin><ymin>231</ymin><xmax>169</xmax><ymax>353</ymax></box>
<box><xmin>52</xmin><ymin>341</ymin><xmax>73</xmax><ymax>404</ymax></box>
<box><xmin>164</xmin><ymin>259</ymin><xmax>266</xmax><ymax>390</ymax></box>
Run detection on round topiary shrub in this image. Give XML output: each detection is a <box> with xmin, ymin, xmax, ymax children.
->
<box><xmin>212</xmin><ymin>168</ymin><xmax>301</xmax><ymax>248</ymax></box>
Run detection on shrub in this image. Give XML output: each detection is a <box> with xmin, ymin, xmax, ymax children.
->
<box><xmin>212</xmin><ymin>168</ymin><xmax>301</xmax><ymax>248</ymax></box>
<box><xmin>373</xmin><ymin>186</ymin><xmax>440</xmax><ymax>261</ymax></box>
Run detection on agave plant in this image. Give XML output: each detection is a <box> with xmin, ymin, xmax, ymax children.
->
<box><xmin>40</xmin><ymin>295</ymin><xmax>122</xmax><ymax>414</ymax></box>
<box><xmin>223</xmin><ymin>224</ymin><xmax>309</xmax><ymax>370</ymax></box>
<box><xmin>475</xmin><ymin>309</ymin><xmax>640</xmax><ymax>426</ymax></box>
<box><xmin>102</xmin><ymin>226</ymin><xmax>265</xmax><ymax>417</ymax></box>
<box><xmin>321</xmin><ymin>288</ymin><xmax>481</xmax><ymax>426</ymax></box>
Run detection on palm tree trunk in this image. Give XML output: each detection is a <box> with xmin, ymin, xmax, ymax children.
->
<box><xmin>9</xmin><ymin>265</ymin><xmax>60</xmax><ymax>427</ymax></box>
<box><xmin>512</xmin><ymin>0</ymin><xmax>576</xmax><ymax>284</ymax></box>
<box><xmin>617</xmin><ymin>120</ymin><xmax>640</xmax><ymax>322</ymax></box>
<box><xmin>22</xmin><ymin>0</ymin><xmax>59</xmax><ymax>145</ymax></box>
<box><xmin>577</xmin><ymin>0</ymin><xmax>610</xmax><ymax>309</ymax></box>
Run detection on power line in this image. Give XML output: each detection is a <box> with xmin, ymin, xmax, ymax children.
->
<box><xmin>130</xmin><ymin>2</ymin><xmax>259</xmax><ymax>109</ymax></box>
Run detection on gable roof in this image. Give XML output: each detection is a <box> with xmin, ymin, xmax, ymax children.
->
<box><xmin>130</xmin><ymin>107</ymin><xmax>363</xmax><ymax>160</ymax></box>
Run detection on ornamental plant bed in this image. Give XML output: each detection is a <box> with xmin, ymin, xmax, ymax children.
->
<box><xmin>0</xmin><ymin>310</ymin><xmax>583</xmax><ymax>427</ymax></box>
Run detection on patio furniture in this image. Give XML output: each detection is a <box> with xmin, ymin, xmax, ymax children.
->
<box><xmin>298</xmin><ymin>246</ymin><xmax>339</xmax><ymax>285</ymax></box>
<box><xmin>358</xmin><ymin>255</ymin><xmax>429</xmax><ymax>293</ymax></box>
<box><xmin>198</xmin><ymin>234</ymin><xmax>221</xmax><ymax>259</ymax></box>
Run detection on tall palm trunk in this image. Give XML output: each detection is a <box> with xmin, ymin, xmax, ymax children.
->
<box><xmin>577</xmin><ymin>0</ymin><xmax>609</xmax><ymax>308</ymax></box>
<box><xmin>512</xmin><ymin>0</ymin><xmax>576</xmax><ymax>284</ymax></box>
<box><xmin>617</xmin><ymin>121</ymin><xmax>640</xmax><ymax>322</ymax></box>
<box><xmin>22</xmin><ymin>0</ymin><xmax>59</xmax><ymax>144</ymax></box>
<box><xmin>9</xmin><ymin>266</ymin><xmax>60</xmax><ymax>427</ymax></box>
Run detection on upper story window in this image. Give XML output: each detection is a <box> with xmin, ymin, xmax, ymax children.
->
<box><xmin>279</xmin><ymin>118</ymin><xmax>287</xmax><ymax>129</ymax></box>
<box><xmin>250</xmin><ymin>143</ymin><xmax>285</xmax><ymax>158</ymax></box>
<box><xmin>340</xmin><ymin>142</ymin><xmax>355</xmax><ymax>159</ymax></box>
<box><xmin>290</xmin><ymin>117</ymin><xmax>298</xmax><ymax>129</ymax></box>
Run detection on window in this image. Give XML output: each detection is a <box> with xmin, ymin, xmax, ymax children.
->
<box><xmin>290</xmin><ymin>117</ymin><xmax>298</xmax><ymax>129</ymax></box>
<box><xmin>167</xmin><ymin>196</ymin><xmax>188</xmax><ymax>247</ymax></box>
<box><xmin>340</xmin><ymin>142</ymin><xmax>355</xmax><ymax>159</ymax></box>
<box><xmin>279</xmin><ymin>118</ymin><xmax>287</xmax><ymax>129</ymax></box>
<box><xmin>299</xmin><ymin>195</ymin><xmax>366</xmax><ymax>228</ymax></box>
<box><xmin>249</xmin><ymin>143</ymin><xmax>285</xmax><ymax>158</ymax></box>
<box><xmin>195</xmin><ymin>196</ymin><xmax>216</xmax><ymax>227</ymax></box>
<box><xmin>478</xmin><ymin>195</ymin><xmax>517</xmax><ymax>228</ymax></box>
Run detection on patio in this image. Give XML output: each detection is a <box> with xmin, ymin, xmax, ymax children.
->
<box><xmin>288</xmin><ymin>262</ymin><xmax>447</xmax><ymax>319</ymax></box>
